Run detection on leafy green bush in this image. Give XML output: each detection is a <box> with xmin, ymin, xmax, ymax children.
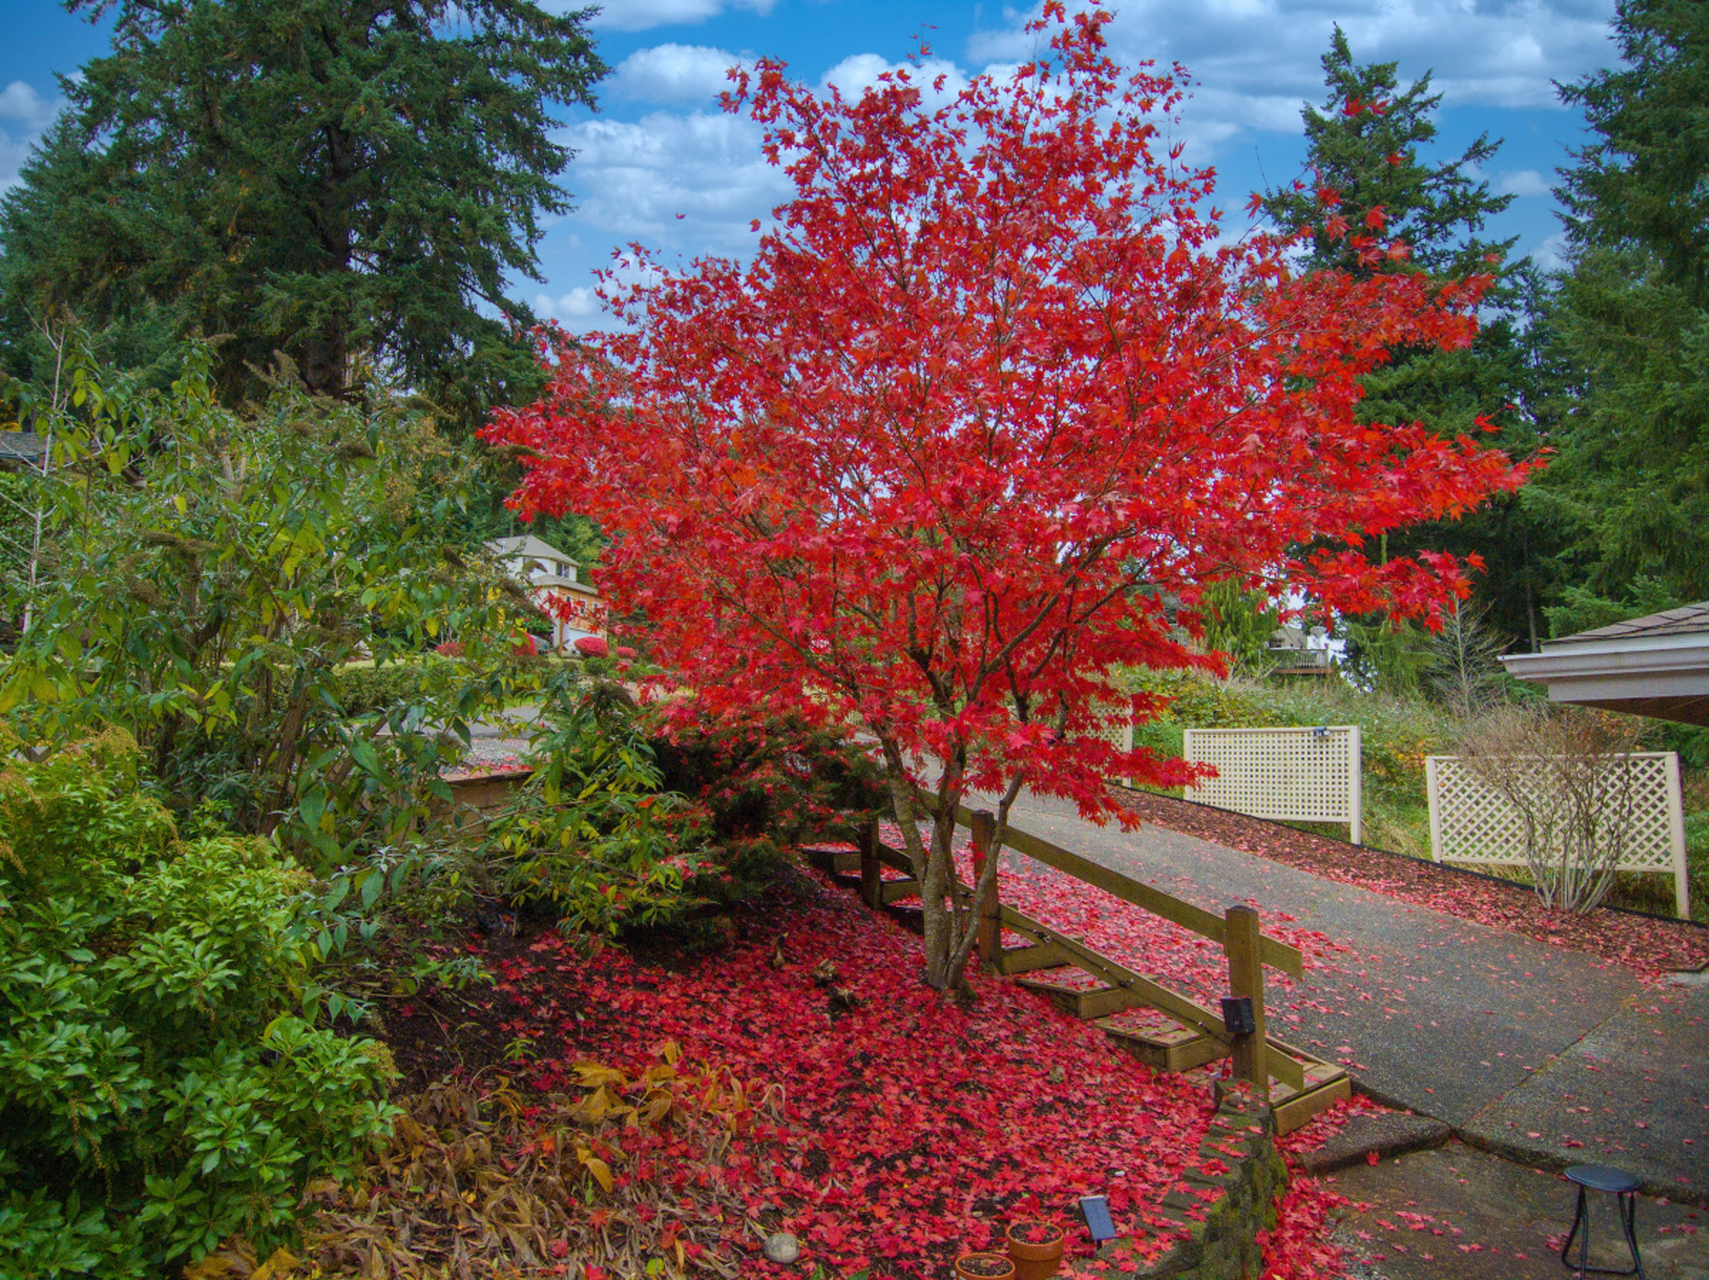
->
<box><xmin>0</xmin><ymin>731</ymin><xmax>398</xmax><ymax>1279</ymax></box>
<box><xmin>323</xmin><ymin>655</ymin><xmax>463</xmax><ymax>717</ymax></box>
<box><xmin>486</xmin><ymin>673</ymin><xmax>703</xmax><ymax>936</ymax></box>
<box><xmin>488</xmin><ymin>672</ymin><xmax>884</xmax><ymax>945</ymax></box>
<box><xmin>1</xmin><ymin>346</ymin><xmax>542</xmax><ymax>869</ymax></box>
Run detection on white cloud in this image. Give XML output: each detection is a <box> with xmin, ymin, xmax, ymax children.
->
<box><xmin>969</xmin><ymin>0</ymin><xmax>1619</xmax><ymax>160</ymax></box>
<box><xmin>534</xmin><ymin>286</ymin><xmax>602</xmax><ymax>320</ymax></box>
<box><xmin>1495</xmin><ymin>168</ymin><xmax>1552</xmax><ymax>198</ymax></box>
<box><xmin>583</xmin><ymin>0</ymin><xmax>776</xmax><ymax>33</ymax></box>
<box><xmin>0</xmin><ymin>80</ymin><xmax>64</xmax><ymax>195</ymax></box>
<box><xmin>560</xmin><ymin>109</ymin><xmax>791</xmax><ymax>250</ymax></box>
<box><xmin>819</xmin><ymin>54</ymin><xmax>969</xmax><ymax>107</ymax></box>
<box><xmin>0</xmin><ymin>81</ymin><xmax>57</xmax><ymax>126</ymax></box>
<box><xmin>1533</xmin><ymin>230</ymin><xmax>1573</xmax><ymax>272</ymax></box>
<box><xmin>609</xmin><ymin>43</ymin><xmax>750</xmax><ymax>104</ymax></box>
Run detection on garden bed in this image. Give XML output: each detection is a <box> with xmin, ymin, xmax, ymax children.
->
<box><xmin>366</xmin><ymin>865</ymin><xmax>1354</xmax><ymax>1279</ymax></box>
<box><xmin>1110</xmin><ymin>788</ymin><xmax>1709</xmax><ymax>979</ymax></box>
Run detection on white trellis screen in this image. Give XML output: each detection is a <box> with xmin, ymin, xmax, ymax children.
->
<box><xmin>1182</xmin><ymin>726</ymin><xmax>1363</xmax><ymax>844</ymax></box>
<box><xmin>1425</xmin><ymin>752</ymin><xmax>1690</xmax><ymax>919</ymax></box>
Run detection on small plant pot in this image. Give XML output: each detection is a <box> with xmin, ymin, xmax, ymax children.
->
<box><xmin>954</xmin><ymin>1251</ymin><xmax>1017</xmax><ymax>1279</ymax></box>
<box><xmin>1005</xmin><ymin>1220</ymin><xmax>1065</xmax><ymax>1280</ymax></box>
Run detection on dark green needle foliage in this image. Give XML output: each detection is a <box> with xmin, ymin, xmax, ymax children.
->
<box><xmin>0</xmin><ymin>0</ymin><xmax>604</xmax><ymax>422</ymax></box>
<box><xmin>1261</xmin><ymin>25</ymin><xmax>1516</xmax><ymax>286</ymax></box>
<box><xmin>1537</xmin><ymin>0</ymin><xmax>1709</xmax><ymax>628</ymax></box>
<box><xmin>1264</xmin><ymin>28</ymin><xmax>1553</xmax><ymax>657</ymax></box>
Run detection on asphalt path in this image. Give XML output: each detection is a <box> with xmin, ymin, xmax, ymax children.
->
<box><xmin>984</xmin><ymin>787</ymin><xmax>1709</xmax><ymax>1202</ymax></box>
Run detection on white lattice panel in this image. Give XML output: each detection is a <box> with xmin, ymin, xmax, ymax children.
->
<box><xmin>1184</xmin><ymin>726</ymin><xmax>1363</xmax><ymax>843</ymax></box>
<box><xmin>1425</xmin><ymin>752</ymin><xmax>1689</xmax><ymax>918</ymax></box>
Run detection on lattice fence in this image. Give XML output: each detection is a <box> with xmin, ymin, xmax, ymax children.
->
<box><xmin>1183</xmin><ymin>726</ymin><xmax>1363</xmax><ymax>844</ymax></box>
<box><xmin>1425</xmin><ymin>752</ymin><xmax>1689</xmax><ymax>919</ymax></box>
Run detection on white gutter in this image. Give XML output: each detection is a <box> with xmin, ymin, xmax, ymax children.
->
<box><xmin>1502</xmin><ymin>636</ymin><xmax>1709</xmax><ymax>706</ymax></box>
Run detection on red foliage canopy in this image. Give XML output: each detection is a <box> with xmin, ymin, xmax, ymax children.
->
<box><xmin>488</xmin><ymin>3</ymin><xmax>1528</xmax><ymax>986</ymax></box>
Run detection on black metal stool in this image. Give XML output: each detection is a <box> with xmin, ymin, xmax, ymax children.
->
<box><xmin>1560</xmin><ymin>1164</ymin><xmax>1646</xmax><ymax>1279</ymax></box>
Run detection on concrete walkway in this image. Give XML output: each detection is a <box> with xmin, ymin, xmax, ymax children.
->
<box><xmin>989</xmin><ymin>789</ymin><xmax>1709</xmax><ymax>1204</ymax></box>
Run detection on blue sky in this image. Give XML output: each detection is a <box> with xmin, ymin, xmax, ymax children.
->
<box><xmin>2</xmin><ymin>1</ymin><xmax>1623</xmax><ymax>330</ymax></box>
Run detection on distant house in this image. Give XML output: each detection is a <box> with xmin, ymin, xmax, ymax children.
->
<box><xmin>485</xmin><ymin>535</ymin><xmax>607</xmax><ymax>653</ymax></box>
<box><xmin>0</xmin><ymin>429</ymin><xmax>47</xmax><ymax>472</ymax></box>
<box><xmin>1266</xmin><ymin>623</ymin><xmax>1334</xmax><ymax>676</ymax></box>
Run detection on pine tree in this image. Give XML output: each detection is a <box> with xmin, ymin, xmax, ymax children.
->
<box><xmin>1538</xmin><ymin>0</ymin><xmax>1709</xmax><ymax>622</ymax></box>
<box><xmin>1263</xmin><ymin>27</ymin><xmax>1554</xmax><ymax>652</ymax></box>
<box><xmin>0</xmin><ymin>0</ymin><xmax>604</xmax><ymax>419</ymax></box>
<box><xmin>1559</xmin><ymin>0</ymin><xmax>1709</xmax><ymax>306</ymax></box>
<box><xmin>1261</xmin><ymin>26</ymin><xmax>1515</xmax><ymax>285</ymax></box>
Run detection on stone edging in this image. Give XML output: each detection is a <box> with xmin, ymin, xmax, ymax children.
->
<box><xmin>1105</xmin><ymin>1081</ymin><xmax>1286</xmax><ymax>1280</ymax></box>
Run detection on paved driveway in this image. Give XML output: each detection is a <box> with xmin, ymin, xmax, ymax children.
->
<box><xmin>990</xmin><ymin>789</ymin><xmax>1709</xmax><ymax>1201</ymax></box>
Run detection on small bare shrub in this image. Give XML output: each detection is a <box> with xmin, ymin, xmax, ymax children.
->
<box><xmin>1460</xmin><ymin>707</ymin><xmax>1644</xmax><ymax>914</ymax></box>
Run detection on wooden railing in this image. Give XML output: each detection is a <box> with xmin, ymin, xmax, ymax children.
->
<box><xmin>854</xmin><ymin>794</ymin><xmax>1341</xmax><ymax>1113</ymax></box>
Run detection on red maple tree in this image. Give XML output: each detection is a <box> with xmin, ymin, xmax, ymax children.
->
<box><xmin>487</xmin><ymin>2</ymin><xmax>1529</xmax><ymax>991</ymax></box>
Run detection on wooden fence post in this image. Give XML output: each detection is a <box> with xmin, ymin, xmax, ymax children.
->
<box><xmin>971</xmin><ymin>810</ymin><xmax>1001</xmax><ymax>968</ymax></box>
<box><xmin>1224</xmin><ymin>904</ymin><xmax>1267</xmax><ymax>1090</ymax></box>
<box><xmin>859</xmin><ymin>816</ymin><xmax>882</xmax><ymax>910</ymax></box>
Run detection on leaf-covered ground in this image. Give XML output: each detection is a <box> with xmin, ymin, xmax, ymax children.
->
<box><xmin>1110</xmin><ymin>788</ymin><xmax>1709</xmax><ymax>978</ymax></box>
<box><xmin>377</xmin><ymin>862</ymin><xmax>1356</xmax><ymax>1279</ymax></box>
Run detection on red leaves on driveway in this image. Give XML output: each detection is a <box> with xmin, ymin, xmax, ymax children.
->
<box><xmin>1111</xmin><ymin>789</ymin><xmax>1708</xmax><ymax>979</ymax></box>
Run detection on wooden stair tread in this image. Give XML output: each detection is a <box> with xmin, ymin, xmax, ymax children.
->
<box><xmin>1096</xmin><ymin>1009</ymin><xmax>1230</xmax><ymax>1073</ymax></box>
<box><xmin>1012</xmin><ymin>967</ymin><xmax>1101</xmax><ymax>993</ymax></box>
<box><xmin>1014</xmin><ymin>970</ymin><xmax>1143</xmax><ymax>1021</ymax></box>
<box><xmin>995</xmin><ymin>941</ymin><xmax>1071</xmax><ymax>975</ymax></box>
<box><xmin>1097</xmin><ymin>1009</ymin><xmax>1201</xmax><ymax>1048</ymax></box>
<box><xmin>1271</xmin><ymin>1074</ymin><xmax>1353</xmax><ymax>1136</ymax></box>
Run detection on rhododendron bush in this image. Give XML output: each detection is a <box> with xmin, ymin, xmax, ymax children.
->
<box><xmin>487</xmin><ymin>2</ymin><xmax>1528</xmax><ymax>991</ymax></box>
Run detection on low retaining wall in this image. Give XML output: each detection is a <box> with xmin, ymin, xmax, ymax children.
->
<box><xmin>433</xmin><ymin>768</ymin><xmax>533</xmax><ymax>836</ymax></box>
<box><xmin>1112</xmin><ymin>1081</ymin><xmax>1287</xmax><ymax>1280</ymax></box>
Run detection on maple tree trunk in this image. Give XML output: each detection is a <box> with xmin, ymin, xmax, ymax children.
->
<box><xmin>880</xmin><ymin>740</ymin><xmax>1010</xmax><ymax>992</ymax></box>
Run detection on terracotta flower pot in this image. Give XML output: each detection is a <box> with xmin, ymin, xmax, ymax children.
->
<box><xmin>954</xmin><ymin>1251</ymin><xmax>1017</xmax><ymax>1279</ymax></box>
<box><xmin>1005</xmin><ymin>1220</ymin><xmax>1065</xmax><ymax>1280</ymax></box>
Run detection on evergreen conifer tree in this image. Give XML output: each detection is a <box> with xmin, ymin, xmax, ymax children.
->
<box><xmin>1264</xmin><ymin>28</ymin><xmax>1554</xmax><ymax>653</ymax></box>
<box><xmin>0</xmin><ymin>0</ymin><xmax>604</xmax><ymax>422</ymax></box>
<box><xmin>1536</xmin><ymin>0</ymin><xmax>1709</xmax><ymax>627</ymax></box>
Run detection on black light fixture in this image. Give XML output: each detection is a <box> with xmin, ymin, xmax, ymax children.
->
<box><xmin>1078</xmin><ymin>1194</ymin><xmax>1117</xmax><ymax>1243</ymax></box>
<box><xmin>1221</xmin><ymin>995</ymin><xmax>1256</xmax><ymax>1037</ymax></box>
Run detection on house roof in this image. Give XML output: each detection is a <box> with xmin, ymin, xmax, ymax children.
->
<box><xmin>1557</xmin><ymin>601</ymin><xmax>1709</xmax><ymax>642</ymax></box>
<box><xmin>534</xmin><ymin>576</ymin><xmax>600</xmax><ymax>597</ymax></box>
<box><xmin>1501</xmin><ymin>601</ymin><xmax>1709</xmax><ymax>727</ymax></box>
<box><xmin>486</xmin><ymin>534</ymin><xmax>578</xmax><ymax>567</ymax></box>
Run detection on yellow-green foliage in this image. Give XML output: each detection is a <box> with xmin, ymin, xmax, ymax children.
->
<box><xmin>0</xmin><ymin>734</ymin><xmax>398</xmax><ymax>1279</ymax></box>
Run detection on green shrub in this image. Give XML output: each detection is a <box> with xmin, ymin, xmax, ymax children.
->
<box><xmin>0</xmin><ymin>731</ymin><xmax>398</xmax><ymax>1279</ymax></box>
<box><xmin>489</xmin><ymin>672</ymin><xmax>884</xmax><ymax>945</ymax></box>
<box><xmin>323</xmin><ymin>655</ymin><xmax>461</xmax><ymax>716</ymax></box>
<box><xmin>486</xmin><ymin>673</ymin><xmax>700</xmax><ymax>936</ymax></box>
<box><xmin>2</xmin><ymin>347</ymin><xmax>542</xmax><ymax>870</ymax></box>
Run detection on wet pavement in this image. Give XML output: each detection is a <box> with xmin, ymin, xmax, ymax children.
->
<box><xmin>985</xmin><ymin>788</ymin><xmax>1709</xmax><ymax>1204</ymax></box>
<box><xmin>1328</xmin><ymin>1139</ymin><xmax>1708</xmax><ymax>1279</ymax></box>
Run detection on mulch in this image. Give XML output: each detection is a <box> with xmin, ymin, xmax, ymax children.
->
<box><xmin>1108</xmin><ymin>787</ymin><xmax>1709</xmax><ymax>980</ymax></box>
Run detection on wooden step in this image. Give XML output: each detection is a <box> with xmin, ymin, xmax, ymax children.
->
<box><xmin>1097</xmin><ymin>1008</ymin><xmax>1229</xmax><ymax>1073</ymax></box>
<box><xmin>884</xmin><ymin>903</ymin><xmax>925</xmax><ymax>934</ymax></box>
<box><xmin>1272</xmin><ymin>1070</ymin><xmax>1352</xmax><ymax>1135</ymax></box>
<box><xmin>827</xmin><ymin>849</ymin><xmax>862</xmax><ymax>873</ymax></box>
<box><xmin>1015</xmin><ymin>971</ymin><xmax>1144</xmax><ymax>1020</ymax></box>
<box><xmin>996</xmin><ymin>941</ymin><xmax>1071</xmax><ymax>975</ymax></box>
<box><xmin>879</xmin><ymin>877</ymin><xmax>921</xmax><ymax>905</ymax></box>
<box><xmin>1263</xmin><ymin>1039</ymin><xmax>1350</xmax><ymax>1134</ymax></box>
